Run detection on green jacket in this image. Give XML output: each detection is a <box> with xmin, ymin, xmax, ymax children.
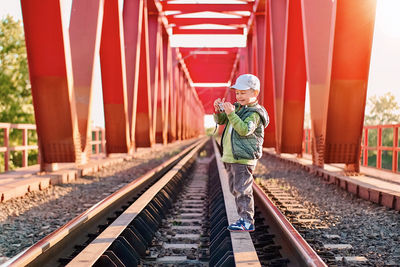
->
<box><xmin>214</xmin><ymin>102</ymin><xmax>269</xmax><ymax>164</ymax></box>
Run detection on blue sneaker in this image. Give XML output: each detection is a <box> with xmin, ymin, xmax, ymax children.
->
<box><xmin>227</xmin><ymin>218</ymin><xmax>255</xmax><ymax>232</ymax></box>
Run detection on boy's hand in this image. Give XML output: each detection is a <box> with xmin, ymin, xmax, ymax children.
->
<box><xmin>223</xmin><ymin>102</ymin><xmax>235</xmax><ymax>114</ymax></box>
<box><xmin>213</xmin><ymin>98</ymin><xmax>225</xmax><ymax>112</ymax></box>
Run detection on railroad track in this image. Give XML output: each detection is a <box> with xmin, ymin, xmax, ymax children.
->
<box><xmin>4</xmin><ymin>137</ymin><xmax>327</xmax><ymax>267</ymax></box>
<box><xmin>255</xmin><ymin>179</ymin><xmax>369</xmax><ymax>266</ymax></box>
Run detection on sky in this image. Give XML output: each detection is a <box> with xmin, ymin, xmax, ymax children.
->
<box><xmin>1</xmin><ymin>0</ymin><xmax>400</xmax><ymax>128</ymax></box>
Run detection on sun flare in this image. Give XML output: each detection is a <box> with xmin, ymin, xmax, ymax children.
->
<box><xmin>377</xmin><ymin>0</ymin><xmax>400</xmax><ymax>38</ymax></box>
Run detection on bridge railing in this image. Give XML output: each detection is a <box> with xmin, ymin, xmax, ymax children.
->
<box><xmin>0</xmin><ymin>123</ymin><xmax>106</xmax><ymax>172</ymax></box>
<box><xmin>361</xmin><ymin>124</ymin><xmax>399</xmax><ymax>173</ymax></box>
<box><xmin>303</xmin><ymin>124</ymin><xmax>400</xmax><ymax>173</ymax></box>
<box><xmin>0</xmin><ymin>123</ymin><xmax>38</xmax><ymax>172</ymax></box>
<box><xmin>91</xmin><ymin>127</ymin><xmax>106</xmax><ymax>155</ymax></box>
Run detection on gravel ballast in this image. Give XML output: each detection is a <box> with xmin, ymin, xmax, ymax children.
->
<box><xmin>1</xmin><ymin>144</ymin><xmax>399</xmax><ymax>266</ymax></box>
<box><xmin>255</xmin><ymin>154</ymin><xmax>400</xmax><ymax>266</ymax></box>
<box><xmin>0</xmin><ymin>141</ymin><xmax>192</xmax><ymax>263</ymax></box>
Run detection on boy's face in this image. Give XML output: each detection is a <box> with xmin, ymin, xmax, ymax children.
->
<box><xmin>235</xmin><ymin>89</ymin><xmax>258</xmax><ymax>106</ymax></box>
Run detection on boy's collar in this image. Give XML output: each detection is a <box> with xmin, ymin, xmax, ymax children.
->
<box><xmin>237</xmin><ymin>101</ymin><xmax>258</xmax><ymax>108</ymax></box>
<box><xmin>248</xmin><ymin>101</ymin><xmax>258</xmax><ymax>107</ymax></box>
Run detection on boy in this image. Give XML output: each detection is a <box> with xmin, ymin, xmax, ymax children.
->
<box><xmin>213</xmin><ymin>74</ymin><xmax>269</xmax><ymax>232</ymax></box>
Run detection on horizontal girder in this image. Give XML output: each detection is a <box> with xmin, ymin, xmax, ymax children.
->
<box><xmin>172</xmin><ymin>28</ymin><xmax>244</xmax><ymax>34</ymax></box>
<box><xmin>161</xmin><ymin>3</ymin><xmax>254</xmax><ymax>13</ymax></box>
<box><xmin>168</xmin><ymin>17</ymin><xmax>248</xmax><ymax>26</ymax></box>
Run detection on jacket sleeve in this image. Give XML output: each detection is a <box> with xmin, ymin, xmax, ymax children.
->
<box><xmin>227</xmin><ymin>111</ymin><xmax>260</xmax><ymax>136</ymax></box>
<box><xmin>213</xmin><ymin>112</ymin><xmax>228</xmax><ymax>125</ymax></box>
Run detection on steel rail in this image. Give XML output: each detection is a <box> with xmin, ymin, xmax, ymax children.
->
<box><xmin>5</xmin><ymin>137</ymin><xmax>207</xmax><ymax>267</ymax></box>
<box><xmin>66</xmin><ymin>137</ymin><xmax>208</xmax><ymax>266</ymax></box>
<box><xmin>253</xmin><ymin>183</ymin><xmax>327</xmax><ymax>267</ymax></box>
<box><xmin>212</xmin><ymin>139</ymin><xmax>261</xmax><ymax>267</ymax></box>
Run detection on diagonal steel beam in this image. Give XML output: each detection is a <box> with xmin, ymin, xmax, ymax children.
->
<box><xmin>135</xmin><ymin>0</ymin><xmax>154</xmax><ymax>147</ymax></box>
<box><xmin>123</xmin><ymin>0</ymin><xmax>144</xmax><ymax>149</ymax></box>
<box><xmin>100</xmin><ymin>0</ymin><xmax>131</xmax><ymax>153</ymax></box>
<box><xmin>21</xmin><ymin>0</ymin><xmax>81</xmax><ymax>169</ymax></box>
<box><xmin>69</xmin><ymin>0</ymin><xmax>105</xmax><ymax>162</ymax></box>
<box><xmin>148</xmin><ymin>13</ymin><xmax>161</xmax><ymax>144</ymax></box>
<box><xmin>270</xmin><ymin>0</ymin><xmax>287</xmax><ymax>153</ymax></box>
<box><xmin>155</xmin><ymin>29</ymin><xmax>166</xmax><ymax>144</ymax></box>
<box><xmin>280</xmin><ymin>0</ymin><xmax>307</xmax><ymax>154</ymax></box>
<box><xmin>162</xmin><ymin>31</ymin><xmax>171</xmax><ymax>144</ymax></box>
<box><xmin>325</xmin><ymin>0</ymin><xmax>377</xmax><ymax>172</ymax></box>
<box><xmin>262</xmin><ymin>0</ymin><xmax>276</xmax><ymax>148</ymax></box>
<box><xmin>301</xmin><ymin>0</ymin><xmax>336</xmax><ymax>166</ymax></box>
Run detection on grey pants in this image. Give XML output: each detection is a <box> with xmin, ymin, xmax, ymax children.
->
<box><xmin>225</xmin><ymin>163</ymin><xmax>255</xmax><ymax>224</ymax></box>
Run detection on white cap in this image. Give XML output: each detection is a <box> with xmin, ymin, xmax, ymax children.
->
<box><xmin>230</xmin><ymin>74</ymin><xmax>260</xmax><ymax>91</ymax></box>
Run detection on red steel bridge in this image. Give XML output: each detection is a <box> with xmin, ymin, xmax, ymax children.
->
<box><xmin>18</xmin><ymin>0</ymin><xmax>378</xmax><ymax>172</ymax></box>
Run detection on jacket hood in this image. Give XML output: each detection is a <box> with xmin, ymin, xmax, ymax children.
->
<box><xmin>234</xmin><ymin>102</ymin><xmax>269</xmax><ymax>128</ymax></box>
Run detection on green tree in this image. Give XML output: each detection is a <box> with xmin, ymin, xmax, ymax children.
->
<box><xmin>364</xmin><ymin>92</ymin><xmax>400</xmax><ymax>126</ymax></box>
<box><xmin>0</xmin><ymin>15</ymin><xmax>34</xmax><ymax>123</ymax></box>
<box><xmin>0</xmin><ymin>15</ymin><xmax>37</xmax><ymax>171</ymax></box>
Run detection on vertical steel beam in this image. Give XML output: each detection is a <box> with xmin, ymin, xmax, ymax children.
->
<box><xmin>155</xmin><ymin>32</ymin><xmax>166</xmax><ymax>144</ymax></box>
<box><xmin>186</xmin><ymin>84</ymin><xmax>191</xmax><ymax>138</ymax></box>
<box><xmin>176</xmin><ymin>69</ymin><xmax>183</xmax><ymax>140</ymax></box>
<box><xmin>194</xmin><ymin>105</ymin><xmax>198</xmax><ymax>137</ymax></box>
<box><xmin>301</xmin><ymin>0</ymin><xmax>336</xmax><ymax>166</ymax></box>
<box><xmin>168</xmin><ymin>49</ymin><xmax>178</xmax><ymax>142</ymax></box>
<box><xmin>263</xmin><ymin>0</ymin><xmax>276</xmax><ymax>148</ymax></box>
<box><xmin>182</xmin><ymin>74</ymin><xmax>187</xmax><ymax>139</ymax></box>
<box><xmin>255</xmin><ymin>14</ymin><xmax>266</xmax><ymax>105</ymax></box>
<box><xmin>123</xmin><ymin>0</ymin><xmax>144</xmax><ymax>149</ymax></box>
<box><xmin>189</xmin><ymin>94</ymin><xmax>193</xmax><ymax>138</ymax></box>
<box><xmin>134</xmin><ymin>0</ymin><xmax>153</xmax><ymax>147</ymax></box>
<box><xmin>175</xmin><ymin>63</ymin><xmax>181</xmax><ymax>141</ymax></box>
<box><xmin>281</xmin><ymin>0</ymin><xmax>307</xmax><ymax>154</ymax></box>
<box><xmin>247</xmin><ymin>34</ymin><xmax>254</xmax><ymax>74</ymax></box>
<box><xmin>21</xmin><ymin>0</ymin><xmax>81</xmax><ymax>167</ymax></box>
<box><xmin>181</xmin><ymin>80</ymin><xmax>187</xmax><ymax>140</ymax></box>
<box><xmin>230</xmin><ymin>87</ymin><xmax>236</xmax><ymax>104</ymax></box>
<box><xmin>148</xmin><ymin>13</ymin><xmax>162</xmax><ymax>144</ymax></box>
<box><xmin>188</xmin><ymin>88</ymin><xmax>193</xmax><ymax>138</ymax></box>
<box><xmin>175</xmin><ymin>67</ymin><xmax>180</xmax><ymax>140</ymax></box>
<box><xmin>186</xmin><ymin>84</ymin><xmax>190</xmax><ymax>139</ymax></box>
<box><xmin>162</xmin><ymin>31</ymin><xmax>170</xmax><ymax>144</ymax></box>
<box><xmin>69</xmin><ymin>0</ymin><xmax>104</xmax><ymax>162</ymax></box>
<box><xmin>225</xmin><ymin>62</ymin><xmax>236</xmax><ymax>103</ymax></box>
<box><xmin>192</xmin><ymin>90</ymin><xmax>196</xmax><ymax>137</ymax></box>
<box><xmin>325</xmin><ymin>0</ymin><xmax>377</xmax><ymax>172</ymax></box>
<box><xmin>270</xmin><ymin>0</ymin><xmax>288</xmax><ymax>153</ymax></box>
<box><xmin>239</xmin><ymin>47</ymin><xmax>248</xmax><ymax>74</ymax></box>
<box><xmin>100</xmin><ymin>0</ymin><xmax>131</xmax><ymax>153</ymax></box>
<box><xmin>184</xmin><ymin>88</ymin><xmax>189</xmax><ymax>139</ymax></box>
<box><xmin>251</xmin><ymin>30</ymin><xmax>258</xmax><ymax>75</ymax></box>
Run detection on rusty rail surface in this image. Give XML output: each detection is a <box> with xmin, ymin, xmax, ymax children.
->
<box><xmin>4</xmin><ymin>138</ymin><xmax>206</xmax><ymax>267</ymax></box>
<box><xmin>67</xmin><ymin>138</ymin><xmax>208</xmax><ymax>266</ymax></box>
<box><xmin>253</xmin><ymin>183</ymin><xmax>327</xmax><ymax>267</ymax></box>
